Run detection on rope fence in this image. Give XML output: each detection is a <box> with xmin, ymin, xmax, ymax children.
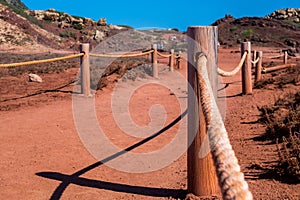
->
<box><xmin>0</xmin><ymin>53</ymin><xmax>84</xmax><ymax>68</ymax></box>
<box><xmin>0</xmin><ymin>43</ymin><xmax>182</xmax><ymax>95</ymax></box>
<box><xmin>217</xmin><ymin>51</ymin><xmax>248</xmax><ymax>77</ymax></box>
<box><xmin>90</xmin><ymin>50</ymin><xmax>154</xmax><ymax>58</ymax></box>
<box><xmin>197</xmin><ymin>53</ymin><xmax>252</xmax><ymax>199</ymax></box>
<box><xmin>2</xmin><ymin>38</ymin><xmax>296</xmax><ymax>199</ymax></box>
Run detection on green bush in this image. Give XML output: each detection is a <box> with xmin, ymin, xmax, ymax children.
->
<box><xmin>59</xmin><ymin>31</ymin><xmax>76</xmax><ymax>39</ymax></box>
<box><xmin>73</xmin><ymin>23</ymin><xmax>83</xmax><ymax>30</ymax></box>
<box><xmin>241</xmin><ymin>28</ymin><xmax>253</xmax><ymax>39</ymax></box>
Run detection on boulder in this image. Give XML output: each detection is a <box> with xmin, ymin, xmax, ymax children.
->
<box><xmin>83</xmin><ymin>18</ymin><xmax>95</xmax><ymax>26</ymax></box>
<box><xmin>43</xmin><ymin>11</ymin><xmax>60</xmax><ymax>21</ymax></box>
<box><xmin>29</xmin><ymin>73</ymin><xmax>43</xmax><ymax>83</ymax></box>
<box><xmin>93</xmin><ymin>30</ymin><xmax>105</xmax><ymax>41</ymax></box>
<box><xmin>97</xmin><ymin>18</ymin><xmax>107</xmax><ymax>26</ymax></box>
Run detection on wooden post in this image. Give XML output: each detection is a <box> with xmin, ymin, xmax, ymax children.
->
<box><xmin>169</xmin><ymin>49</ymin><xmax>174</xmax><ymax>71</ymax></box>
<box><xmin>284</xmin><ymin>51</ymin><xmax>288</xmax><ymax>64</ymax></box>
<box><xmin>252</xmin><ymin>50</ymin><xmax>257</xmax><ymax>69</ymax></box>
<box><xmin>187</xmin><ymin>26</ymin><xmax>220</xmax><ymax>198</ymax></box>
<box><xmin>80</xmin><ymin>43</ymin><xmax>91</xmax><ymax>96</ymax></box>
<box><xmin>177</xmin><ymin>51</ymin><xmax>182</xmax><ymax>69</ymax></box>
<box><xmin>151</xmin><ymin>44</ymin><xmax>158</xmax><ymax>78</ymax></box>
<box><xmin>255</xmin><ymin>51</ymin><xmax>263</xmax><ymax>83</ymax></box>
<box><xmin>241</xmin><ymin>42</ymin><xmax>252</xmax><ymax>95</ymax></box>
<box><xmin>263</xmin><ymin>63</ymin><xmax>296</xmax><ymax>73</ymax></box>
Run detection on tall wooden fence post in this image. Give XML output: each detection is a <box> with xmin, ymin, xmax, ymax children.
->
<box><xmin>80</xmin><ymin>43</ymin><xmax>91</xmax><ymax>96</ymax></box>
<box><xmin>241</xmin><ymin>42</ymin><xmax>252</xmax><ymax>95</ymax></box>
<box><xmin>255</xmin><ymin>51</ymin><xmax>263</xmax><ymax>83</ymax></box>
<box><xmin>151</xmin><ymin>44</ymin><xmax>158</xmax><ymax>78</ymax></box>
<box><xmin>284</xmin><ymin>51</ymin><xmax>288</xmax><ymax>64</ymax></box>
<box><xmin>187</xmin><ymin>26</ymin><xmax>220</xmax><ymax>198</ymax></box>
<box><xmin>169</xmin><ymin>49</ymin><xmax>174</xmax><ymax>71</ymax></box>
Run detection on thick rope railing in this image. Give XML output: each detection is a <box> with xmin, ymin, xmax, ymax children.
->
<box><xmin>157</xmin><ymin>51</ymin><xmax>172</xmax><ymax>58</ymax></box>
<box><xmin>0</xmin><ymin>53</ymin><xmax>84</xmax><ymax>68</ymax></box>
<box><xmin>196</xmin><ymin>53</ymin><xmax>252</xmax><ymax>200</ymax></box>
<box><xmin>89</xmin><ymin>50</ymin><xmax>154</xmax><ymax>58</ymax></box>
<box><xmin>251</xmin><ymin>57</ymin><xmax>260</xmax><ymax>64</ymax></box>
<box><xmin>217</xmin><ymin>52</ymin><xmax>248</xmax><ymax>77</ymax></box>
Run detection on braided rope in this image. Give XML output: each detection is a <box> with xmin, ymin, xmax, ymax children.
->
<box><xmin>251</xmin><ymin>57</ymin><xmax>260</xmax><ymax>64</ymax></box>
<box><xmin>89</xmin><ymin>50</ymin><xmax>154</xmax><ymax>58</ymax></box>
<box><xmin>157</xmin><ymin>51</ymin><xmax>172</xmax><ymax>58</ymax></box>
<box><xmin>0</xmin><ymin>53</ymin><xmax>84</xmax><ymax>68</ymax></box>
<box><xmin>196</xmin><ymin>54</ymin><xmax>253</xmax><ymax>200</ymax></box>
<box><xmin>217</xmin><ymin>52</ymin><xmax>247</xmax><ymax>77</ymax></box>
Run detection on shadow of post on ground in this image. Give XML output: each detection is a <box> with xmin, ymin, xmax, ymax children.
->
<box><xmin>36</xmin><ymin>109</ymin><xmax>188</xmax><ymax>200</ymax></box>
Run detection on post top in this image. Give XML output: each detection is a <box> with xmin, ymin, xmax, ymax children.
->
<box><xmin>187</xmin><ymin>26</ymin><xmax>217</xmax><ymax>28</ymax></box>
<box><xmin>152</xmin><ymin>44</ymin><xmax>157</xmax><ymax>49</ymax></box>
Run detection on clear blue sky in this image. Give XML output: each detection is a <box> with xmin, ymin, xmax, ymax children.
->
<box><xmin>22</xmin><ymin>0</ymin><xmax>300</xmax><ymax>31</ymax></box>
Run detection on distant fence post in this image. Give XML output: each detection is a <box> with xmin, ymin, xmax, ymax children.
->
<box><xmin>151</xmin><ymin>44</ymin><xmax>158</xmax><ymax>78</ymax></box>
<box><xmin>169</xmin><ymin>49</ymin><xmax>174</xmax><ymax>71</ymax></box>
<box><xmin>241</xmin><ymin>42</ymin><xmax>252</xmax><ymax>95</ymax></box>
<box><xmin>177</xmin><ymin>51</ymin><xmax>182</xmax><ymax>69</ymax></box>
<box><xmin>187</xmin><ymin>26</ymin><xmax>220</xmax><ymax>198</ymax></box>
<box><xmin>284</xmin><ymin>50</ymin><xmax>288</xmax><ymax>64</ymax></box>
<box><xmin>80</xmin><ymin>43</ymin><xmax>91</xmax><ymax>96</ymax></box>
<box><xmin>255</xmin><ymin>51</ymin><xmax>263</xmax><ymax>83</ymax></box>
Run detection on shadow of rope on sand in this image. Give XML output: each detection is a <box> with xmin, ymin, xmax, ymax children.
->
<box><xmin>0</xmin><ymin>79</ymin><xmax>78</xmax><ymax>103</ymax></box>
<box><xmin>36</xmin><ymin>109</ymin><xmax>188</xmax><ymax>200</ymax></box>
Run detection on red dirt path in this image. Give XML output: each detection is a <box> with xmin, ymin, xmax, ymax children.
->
<box><xmin>0</xmin><ymin>47</ymin><xmax>299</xmax><ymax>199</ymax></box>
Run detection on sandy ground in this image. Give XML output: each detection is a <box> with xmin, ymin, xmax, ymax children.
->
<box><xmin>0</xmin><ymin>47</ymin><xmax>299</xmax><ymax>199</ymax></box>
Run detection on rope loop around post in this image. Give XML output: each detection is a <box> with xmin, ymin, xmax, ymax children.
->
<box><xmin>251</xmin><ymin>57</ymin><xmax>260</xmax><ymax>64</ymax></box>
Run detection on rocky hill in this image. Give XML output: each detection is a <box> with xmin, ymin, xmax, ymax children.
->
<box><xmin>213</xmin><ymin>9</ymin><xmax>300</xmax><ymax>53</ymax></box>
<box><xmin>0</xmin><ymin>0</ymin><xmax>129</xmax><ymax>53</ymax></box>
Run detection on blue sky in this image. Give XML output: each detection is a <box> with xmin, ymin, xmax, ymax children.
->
<box><xmin>22</xmin><ymin>0</ymin><xmax>300</xmax><ymax>31</ymax></box>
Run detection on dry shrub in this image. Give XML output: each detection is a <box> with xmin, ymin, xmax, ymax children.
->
<box><xmin>276</xmin><ymin>133</ymin><xmax>300</xmax><ymax>181</ymax></box>
<box><xmin>259</xmin><ymin>91</ymin><xmax>300</xmax><ymax>182</ymax></box>
<box><xmin>254</xmin><ymin>64</ymin><xmax>300</xmax><ymax>89</ymax></box>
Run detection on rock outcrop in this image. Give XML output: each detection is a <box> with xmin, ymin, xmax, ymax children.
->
<box><xmin>266</xmin><ymin>8</ymin><xmax>300</xmax><ymax>23</ymax></box>
<box><xmin>25</xmin><ymin>8</ymin><xmax>126</xmax><ymax>44</ymax></box>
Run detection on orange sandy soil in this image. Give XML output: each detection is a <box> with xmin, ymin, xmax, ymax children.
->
<box><xmin>0</xmin><ymin>46</ymin><xmax>299</xmax><ymax>199</ymax></box>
